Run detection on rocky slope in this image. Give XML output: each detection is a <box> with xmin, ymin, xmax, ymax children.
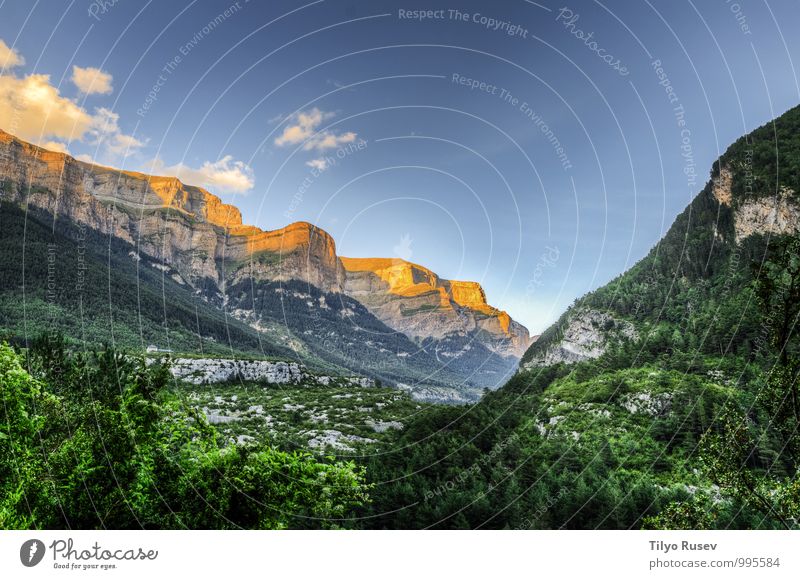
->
<box><xmin>0</xmin><ymin>128</ymin><xmax>528</xmax><ymax>397</ymax></box>
<box><xmin>522</xmin><ymin>104</ymin><xmax>800</xmax><ymax>369</ymax></box>
<box><xmin>165</xmin><ymin>357</ymin><xmax>374</xmax><ymax>387</ymax></box>
<box><xmin>523</xmin><ymin>309</ymin><xmax>636</xmax><ymax>366</ymax></box>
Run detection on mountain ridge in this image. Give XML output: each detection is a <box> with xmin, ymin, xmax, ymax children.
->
<box><xmin>521</xmin><ymin>104</ymin><xmax>800</xmax><ymax>368</ymax></box>
<box><xmin>0</xmin><ymin>128</ymin><xmax>525</xmax><ymax>342</ymax></box>
<box><xmin>0</xmin><ymin>127</ymin><xmax>527</xmax><ymax>398</ymax></box>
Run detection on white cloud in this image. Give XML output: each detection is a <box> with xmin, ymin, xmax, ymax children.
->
<box><xmin>0</xmin><ymin>44</ymin><xmax>255</xmax><ymax>192</ymax></box>
<box><xmin>147</xmin><ymin>156</ymin><xmax>254</xmax><ymax>194</ymax></box>
<box><xmin>71</xmin><ymin>65</ymin><xmax>113</xmax><ymax>95</ymax></box>
<box><xmin>87</xmin><ymin>107</ymin><xmax>145</xmax><ymax>159</ymax></box>
<box><xmin>305</xmin><ymin>158</ymin><xmax>329</xmax><ymax>172</ymax></box>
<box><xmin>0</xmin><ymin>49</ymin><xmax>140</xmax><ymax>163</ymax></box>
<box><xmin>41</xmin><ymin>140</ymin><xmax>70</xmax><ymax>154</ymax></box>
<box><xmin>304</xmin><ymin>131</ymin><xmax>356</xmax><ymax>151</ymax></box>
<box><xmin>274</xmin><ymin>108</ymin><xmax>357</xmax><ymax>152</ymax></box>
<box><xmin>275</xmin><ymin>108</ymin><xmax>328</xmax><ymax>146</ymax></box>
<box><xmin>0</xmin><ymin>73</ymin><xmax>93</xmax><ymax>141</ymax></box>
<box><xmin>0</xmin><ymin>39</ymin><xmax>24</xmax><ymax>69</ymax></box>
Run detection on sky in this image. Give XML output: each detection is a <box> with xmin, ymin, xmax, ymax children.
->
<box><xmin>1</xmin><ymin>0</ymin><xmax>800</xmax><ymax>333</ymax></box>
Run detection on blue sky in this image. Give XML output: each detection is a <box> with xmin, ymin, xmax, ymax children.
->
<box><xmin>1</xmin><ymin>0</ymin><xmax>799</xmax><ymax>333</ymax></box>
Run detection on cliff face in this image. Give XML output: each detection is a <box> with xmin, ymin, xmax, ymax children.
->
<box><xmin>340</xmin><ymin>257</ymin><xmax>530</xmax><ymax>358</ymax></box>
<box><xmin>0</xmin><ymin>128</ymin><xmax>528</xmax><ymax>366</ymax></box>
<box><xmin>0</xmin><ymin>129</ymin><xmax>344</xmax><ymax>293</ymax></box>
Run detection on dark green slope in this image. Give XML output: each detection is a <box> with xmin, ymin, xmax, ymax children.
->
<box><xmin>354</xmin><ymin>105</ymin><xmax>800</xmax><ymax>530</ymax></box>
<box><xmin>0</xmin><ymin>201</ymin><xmax>294</xmax><ymax>358</ymax></box>
<box><xmin>523</xmin><ymin>104</ymin><xmax>800</xmax><ymax>367</ymax></box>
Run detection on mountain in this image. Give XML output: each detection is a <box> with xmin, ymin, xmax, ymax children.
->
<box><xmin>341</xmin><ymin>257</ymin><xmax>530</xmax><ymax>358</ymax></box>
<box><xmin>0</xmin><ymin>128</ymin><xmax>528</xmax><ymax>400</ymax></box>
<box><xmin>357</xmin><ymin>105</ymin><xmax>800</xmax><ymax>530</ymax></box>
<box><xmin>521</xmin><ymin>105</ymin><xmax>800</xmax><ymax>369</ymax></box>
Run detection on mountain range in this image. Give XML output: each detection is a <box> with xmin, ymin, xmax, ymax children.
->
<box><xmin>2</xmin><ymin>101</ymin><xmax>799</xmax><ymax>530</ymax></box>
<box><xmin>0</xmin><ymin>128</ymin><xmax>529</xmax><ymax>401</ymax></box>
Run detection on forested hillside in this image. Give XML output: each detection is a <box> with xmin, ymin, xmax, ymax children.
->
<box><xmin>353</xmin><ymin>106</ymin><xmax>800</xmax><ymax>529</ymax></box>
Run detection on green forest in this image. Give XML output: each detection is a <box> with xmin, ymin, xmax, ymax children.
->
<box><xmin>1</xmin><ymin>231</ymin><xmax>798</xmax><ymax>529</ymax></box>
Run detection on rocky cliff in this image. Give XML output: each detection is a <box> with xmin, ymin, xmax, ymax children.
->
<box><xmin>522</xmin><ymin>309</ymin><xmax>636</xmax><ymax>366</ymax></box>
<box><xmin>0</xmin><ymin>128</ymin><xmax>345</xmax><ymax>293</ymax></box>
<box><xmin>0</xmin><ymin>129</ymin><xmax>529</xmax><ymax>391</ymax></box>
<box><xmin>341</xmin><ymin>257</ymin><xmax>530</xmax><ymax>358</ymax></box>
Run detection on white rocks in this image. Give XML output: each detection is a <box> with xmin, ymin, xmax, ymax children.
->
<box><xmin>204</xmin><ymin>412</ymin><xmax>240</xmax><ymax>424</ymax></box>
<box><xmin>715</xmin><ymin>166</ymin><xmax>800</xmax><ymax>242</ymax></box>
<box><xmin>166</xmin><ymin>357</ymin><xmax>375</xmax><ymax>388</ymax></box>
<box><xmin>366</xmin><ymin>420</ymin><xmax>404</xmax><ymax>433</ymax></box>
<box><xmin>169</xmin><ymin>358</ymin><xmax>304</xmax><ymax>385</ymax></box>
<box><xmin>525</xmin><ymin>309</ymin><xmax>637</xmax><ymax>367</ymax></box>
<box><xmin>577</xmin><ymin>403</ymin><xmax>612</xmax><ymax>419</ymax></box>
<box><xmin>620</xmin><ymin>391</ymin><xmax>672</xmax><ymax>416</ymax></box>
<box><xmin>305</xmin><ymin>429</ymin><xmax>376</xmax><ymax>452</ymax></box>
<box><xmin>309</xmin><ymin>412</ymin><xmax>328</xmax><ymax>424</ymax></box>
<box><xmin>734</xmin><ymin>190</ymin><xmax>800</xmax><ymax>242</ymax></box>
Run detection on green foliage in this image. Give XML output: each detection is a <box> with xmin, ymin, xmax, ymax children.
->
<box><xmin>0</xmin><ymin>338</ymin><xmax>369</xmax><ymax>529</ymax></box>
<box><xmin>355</xmin><ymin>363</ymin><xmax>742</xmax><ymax>529</ymax></box>
<box><xmin>647</xmin><ymin>234</ymin><xmax>800</xmax><ymax>529</ymax></box>
<box><xmin>716</xmin><ymin>104</ymin><xmax>800</xmax><ymax>201</ymax></box>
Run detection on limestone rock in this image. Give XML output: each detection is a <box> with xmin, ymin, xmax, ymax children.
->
<box><xmin>524</xmin><ymin>309</ymin><xmax>637</xmax><ymax>368</ymax></box>
<box><xmin>733</xmin><ymin>189</ymin><xmax>800</xmax><ymax>242</ymax></box>
<box><xmin>166</xmin><ymin>356</ymin><xmax>374</xmax><ymax>387</ymax></box>
<box><xmin>340</xmin><ymin>257</ymin><xmax>530</xmax><ymax>358</ymax></box>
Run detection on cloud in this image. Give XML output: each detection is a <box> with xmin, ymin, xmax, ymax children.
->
<box><xmin>41</xmin><ymin>140</ymin><xmax>70</xmax><ymax>154</ymax></box>
<box><xmin>274</xmin><ymin>108</ymin><xmax>329</xmax><ymax>146</ymax></box>
<box><xmin>72</xmin><ymin>65</ymin><xmax>113</xmax><ymax>95</ymax></box>
<box><xmin>305</xmin><ymin>158</ymin><xmax>329</xmax><ymax>172</ymax></box>
<box><xmin>0</xmin><ymin>44</ymin><xmax>255</xmax><ymax>192</ymax></box>
<box><xmin>87</xmin><ymin>107</ymin><xmax>145</xmax><ymax>159</ymax></box>
<box><xmin>0</xmin><ymin>73</ymin><xmax>94</xmax><ymax>141</ymax></box>
<box><xmin>147</xmin><ymin>156</ymin><xmax>255</xmax><ymax>194</ymax></box>
<box><xmin>0</xmin><ymin>52</ymin><xmax>141</xmax><ymax>162</ymax></box>
<box><xmin>0</xmin><ymin>39</ymin><xmax>24</xmax><ymax>69</ymax></box>
<box><xmin>274</xmin><ymin>108</ymin><xmax>357</xmax><ymax>152</ymax></box>
<box><xmin>304</xmin><ymin>131</ymin><xmax>356</xmax><ymax>151</ymax></box>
